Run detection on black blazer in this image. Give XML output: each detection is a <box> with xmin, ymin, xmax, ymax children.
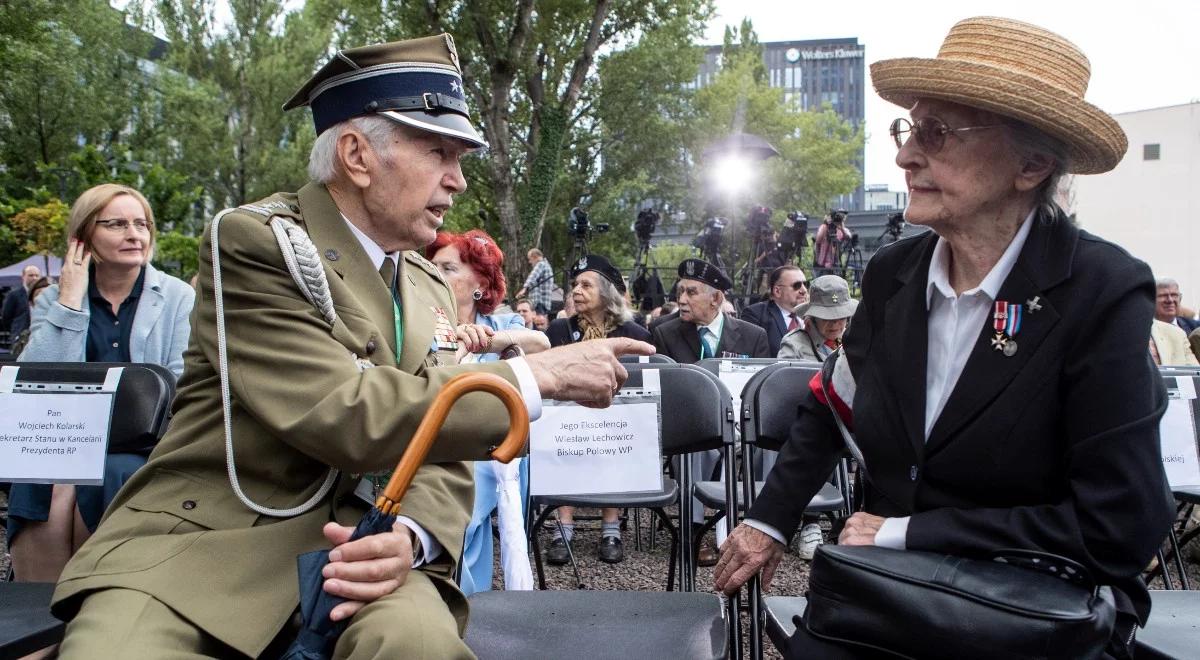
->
<box><xmin>1177</xmin><ymin>316</ymin><xmax>1200</xmax><ymax>334</ymax></box>
<box><xmin>749</xmin><ymin>208</ymin><xmax>1174</xmax><ymax>623</ymax></box>
<box><xmin>741</xmin><ymin>300</ymin><xmax>791</xmax><ymax>356</ymax></box>
<box><xmin>651</xmin><ymin>313</ymin><xmax>770</xmax><ymax>364</ymax></box>
<box><xmin>546</xmin><ymin>316</ymin><xmax>651</xmax><ymax>347</ymax></box>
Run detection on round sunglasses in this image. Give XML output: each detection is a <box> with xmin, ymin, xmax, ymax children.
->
<box><xmin>889</xmin><ymin>117</ymin><xmax>1003</xmax><ymax>155</ymax></box>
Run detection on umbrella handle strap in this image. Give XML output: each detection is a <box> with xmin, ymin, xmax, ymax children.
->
<box><xmin>378</xmin><ymin>373</ymin><xmax>529</xmax><ymax>511</ymax></box>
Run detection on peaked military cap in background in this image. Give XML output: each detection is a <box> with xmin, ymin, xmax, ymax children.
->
<box><xmin>570</xmin><ymin>254</ymin><xmax>626</xmax><ymax>294</ymax></box>
<box><xmin>677</xmin><ymin>258</ymin><xmax>732</xmax><ymax>292</ymax></box>
<box><xmin>283</xmin><ymin>33</ymin><xmax>486</xmax><ymax>148</ymax></box>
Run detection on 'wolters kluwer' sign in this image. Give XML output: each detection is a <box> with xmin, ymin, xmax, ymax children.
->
<box><xmin>0</xmin><ymin>365</ymin><xmax>120</xmax><ymax>485</ymax></box>
<box><xmin>529</xmin><ymin>392</ymin><xmax>663</xmax><ymax>497</ymax></box>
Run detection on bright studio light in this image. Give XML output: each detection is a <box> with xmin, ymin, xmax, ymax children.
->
<box><xmin>710</xmin><ymin>155</ymin><xmax>753</xmax><ymax>195</ymax></box>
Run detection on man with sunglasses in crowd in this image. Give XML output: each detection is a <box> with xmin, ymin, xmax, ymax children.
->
<box><xmin>740</xmin><ymin>265</ymin><xmax>808</xmax><ymax>356</ymax></box>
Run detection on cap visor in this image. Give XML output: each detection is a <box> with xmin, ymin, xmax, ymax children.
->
<box><xmin>380</xmin><ymin>110</ymin><xmax>488</xmax><ymax>149</ymax></box>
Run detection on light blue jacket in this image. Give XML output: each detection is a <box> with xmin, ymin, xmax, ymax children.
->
<box><xmin>19</xmin><ymin>264</ymin><xmax>195</xmax><ymax>378</ymax></box>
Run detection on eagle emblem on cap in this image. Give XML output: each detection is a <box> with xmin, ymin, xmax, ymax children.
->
<box><xmin>443</xmin><ymin>34</ymin><xmax>460</xmax><ymax>72</ymax></box>
<box><xmin>577</xmin><ymin>257</ymin><xmax>588</xmax><ymax>271</ymax></box>
<box><xmin>831</xmin><ymin>294</ymin><xmax>839</xmax><ymax>303</ymax></box>
<box><xmin>686</xmin><ymin>260</ymin><xmax>696</xmax><ymax>276</ymax></box>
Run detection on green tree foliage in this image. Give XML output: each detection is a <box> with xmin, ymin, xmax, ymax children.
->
<box><xmin>152</xmin><ymin>230</ymin><xmax>200</xmax><ymax>280</ymax></box>
<box><xmin>10</xmin><ymin>197</ymin><xmax>69</xmax><ymax>269</ymax></box>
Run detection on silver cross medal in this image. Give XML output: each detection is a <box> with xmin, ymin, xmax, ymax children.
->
<box><xmin>1027</xmin><ymin>296</ymin><xmax>1042</xmax><ymax>313</ymax></box>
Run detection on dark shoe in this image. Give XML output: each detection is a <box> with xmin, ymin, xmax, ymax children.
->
<box><xmin>598</xmin><ymin>536</ymin><xmax>625</xmax><ymax>564</ymax></box>
<box><xmin>697</xmin><ymin>538</ymin><xmax>719</xmax><ymax>567</ymax></box>
<box><xmin>545</xmin><ymin>537</ymin><xmax>571</xmax><ymax>566</ymax></box>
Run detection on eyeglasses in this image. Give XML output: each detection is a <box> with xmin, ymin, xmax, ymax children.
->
<box><xmin>95</xmin><ymin>218</ymin><xmax>153</xmax><ymax>233</ymax></box>
<box><xmin>889</xmin><ymin>117</ymin><xmax>1003</xmax><ymax>154</ymax></box>
<box><xmin>790</xmin><ymin>281</ymin><xmax>808</xmax><ymax>291</ymax></box>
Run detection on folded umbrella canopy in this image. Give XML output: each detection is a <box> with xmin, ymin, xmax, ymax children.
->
<box><xmin>283</xmin><ymin>372</ymin><xmax>530</xmax><ymax>659</ymax></box>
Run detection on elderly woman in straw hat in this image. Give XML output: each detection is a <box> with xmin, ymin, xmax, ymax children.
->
<box><xmin>715</xmin><ymin>17</ymin><xmax>1172</xmax><ymax>658</ymax></box>
<box><xmin>778</xmin><ymin>275</ymin><xmax>858</xmax><ymax>362</ymax></box>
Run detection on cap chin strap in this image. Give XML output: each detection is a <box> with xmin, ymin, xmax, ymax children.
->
<box><xmin>210</xmin><ymin>210</ymin><xmax>340</xmax><ymax>517</ymax></box>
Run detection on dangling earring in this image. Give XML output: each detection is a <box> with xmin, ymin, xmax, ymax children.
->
<box><xmin>472</xmin><ymin>289</ymin><xmax>483</xmax><ymax>301</ymax></box>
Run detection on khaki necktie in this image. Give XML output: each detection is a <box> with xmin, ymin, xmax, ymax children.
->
<box><xmin>379</xmin><ymin>257</ymin><xmax>396</xmax><ymax>299</ymax></box>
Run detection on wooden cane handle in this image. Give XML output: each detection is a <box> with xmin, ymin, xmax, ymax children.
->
<box><xmin>379</xmin><ymin>373</ymin><xmax>529</xmax><ymax>507</ymax></box>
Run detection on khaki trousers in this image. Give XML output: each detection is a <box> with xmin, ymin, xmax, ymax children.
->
<box><xmin>58</xmin><ymin>570</ymin><xmax>474</xmax><ymax>659</ymax></box>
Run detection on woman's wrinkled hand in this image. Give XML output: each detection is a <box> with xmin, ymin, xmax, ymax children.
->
<box><xmin>455</xmin><ymin>323</ymin><xmax>495</xmax><ymax>354</ymax></box>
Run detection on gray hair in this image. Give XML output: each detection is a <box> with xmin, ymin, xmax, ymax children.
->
<box><xmin>1156</xmin><ymin>278</ymin><xmax>1180</xmax><ymax>290</ymax></box>
<box><xmin>307</xmin><ymin>116</ymin><xmax>400</xmax><ymax>183</ymax></box>
<box><xmin>594</xmin><ymin>276</ymin><xmax>633</xmax><ymax>326</ymax></box>
<box><xmin>1001</xmin><ymin>118</ymin><xmax>1070</xmax><ymax>218</ymax></box>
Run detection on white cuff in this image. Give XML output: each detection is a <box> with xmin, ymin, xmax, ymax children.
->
<box><xmin>395</xmin><ymin>515</ymin><xmax>443</xmax><ymax>568</ymax></box>
<box><xmin>743</xmin><ymin>519</ymin><xmax>788</xmax><ymax>546</ymax></box>
<box><xmin>505</xmin><ymin>357</ymin><xmax>542</xmax><ymax>422</ymax></box>
<box><xmin>875</xmin><ymin>516</ymin><xmax>909</xmax><ymax>550</ymax></box>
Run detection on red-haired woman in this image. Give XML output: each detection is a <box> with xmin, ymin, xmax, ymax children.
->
<box><xmin>426</xmin><ymin>229</ymin><xmax>548</xmax><ymax>595</ymax></box>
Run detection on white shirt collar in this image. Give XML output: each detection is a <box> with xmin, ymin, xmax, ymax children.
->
<box><xmin>341</xmin><ymin>213</ymin><xmax>399</xmax><ymax>270</ymax></box>
<box><xmin>926</xmin><ymin>208</ymin><xmax>1036</xmax><ymax>309</ymax></box>
<box><xmin>698</xmin><ymin>310</ymin><xmax>725</xmax><ymax>337</ymax></box>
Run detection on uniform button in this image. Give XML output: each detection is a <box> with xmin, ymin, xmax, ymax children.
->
<box><xmin>324</xmin><ymin>249</ymin><xmax>340</xmax><ymax>261</ymax></box>
<box><xmin>182</xmin><ymin>500</ymin><xmax>197</xmax><ymax>510</ymax></box>
<box><xmin>910</xmin><ymin>465</ymin><xmax>918</xmax><ymax>481</ymax></box>
<box><xmin>365</xmin><ymin>340</ymin><xmax>377</xmax><ymax>355</ymax></box>
<box><xmin>112</xmin><ymin>342</ymin><xmax>119</xmax><ymax>348</ymax></box>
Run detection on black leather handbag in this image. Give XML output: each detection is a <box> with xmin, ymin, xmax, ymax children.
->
<box><xmin>805</xmin><ymin>355</ymin><xmax>1118</xmax><ymax>659</ymax></box>
<box><xmin>804</xmin><ymin>544</ymin><xmax>1116</xmax><ymax>659</ymax></box>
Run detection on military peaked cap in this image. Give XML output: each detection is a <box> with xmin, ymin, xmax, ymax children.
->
<box><xmin>283</xmin><ymin>34</ymin><xmax>486</xmax><ymax>148</ymax></box>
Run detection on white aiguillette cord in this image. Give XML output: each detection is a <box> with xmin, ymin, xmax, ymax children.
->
<box><xmin>210</xmin><ymin>210</ymin><xmax>339</xmax><ymax>517</ymax></box>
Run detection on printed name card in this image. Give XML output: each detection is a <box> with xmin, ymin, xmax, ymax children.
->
<box><xmin>0</xmin><ymin>366</ymin><xmax>121</xmax><ymax>485</ymax></box>
<box><xmin>529</xmin><ymin>393</ymin><xmax>663</xmax><ymax>497</ymax></box>
<box><xmin>1161</xmin><ymin>377</ymin><xmax>1200</xmax><ymax>488</ymax></box>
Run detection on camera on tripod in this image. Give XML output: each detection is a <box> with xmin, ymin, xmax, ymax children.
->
<box><xmin>827</xmin><ymin>208</ymin><xmax>848</xmax><ymax>225</ymax></box>
<box><xmin>745</xmin><ymin>205</ymin><xmax>775</xmax><ymax>241</ymax></box>
<box><xmin>779</xmin><ymin>211</ymin><xmax>809</xmax><ymax>256</ymax></box>
<box><xmin>567</xmin><ymin>207</ymin><xmax>608</xmax><ymax>239</ymax></box>
<box><xmin>634</xmin><ymin>208</ymin><xmax>659</xmax><ymax>244</ymax></box>
<box><xmin>692</xmin><ymin>216</ymin><xmax>726</xmax><ymax>253</ymax></box>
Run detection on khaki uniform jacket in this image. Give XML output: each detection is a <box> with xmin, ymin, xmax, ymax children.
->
<box><xmin>52</xmin><ymin>183</ymin><xmax>521</xmax><ymax>657</ymax></box>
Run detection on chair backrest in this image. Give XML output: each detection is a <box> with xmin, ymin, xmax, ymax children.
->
<box><xmin>619</xmin><ymin>353</ymin><xmax>677</xmax><ymax>365</ymax></box>
<box><xmin>1160</xmin><ymin>366</ymin><xmax>1200</xmax><ymax>377</ymax></box>
<box><xmin>620</xmin><ymin>362</ymin><xmax>733</xmax><ymax>456</ymax></box>
<box><xmin>742</xmin><ymin>362</ymin><xmax>820</xmax><ymax>452</ymax></box>
<box><xmin>9</xmin><ymin>362</ymin><xmax>176</xmax><ymax>452</ymax></box>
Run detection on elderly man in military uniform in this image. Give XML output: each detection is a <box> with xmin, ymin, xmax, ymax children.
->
<box><xmin>50</xmin><ymin>35</ymin><xmax>651</xmax><ymax>659</ymax></box>
<box><xmin>651</xmin><ymin>258</ymin><xmax>769</xmax><ymax>566</ymax></box>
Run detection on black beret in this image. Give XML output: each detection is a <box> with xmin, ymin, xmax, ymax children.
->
<box><xmin>570</xmin><ymin>254</ymin><xmax>625</xmax><ymax>294</ymax></box>
<box><xmin>677</xmin><ymin>258</ymin><xmax>732</xmax><ymax>291</ymax></box>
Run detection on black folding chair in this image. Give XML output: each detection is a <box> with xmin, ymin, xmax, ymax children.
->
<box><xmin>0</xmin><ymin>362</ymin><xmax>176</xmax><ymax>656</ymax></box>
<box><xmin>475</xmin><ymin>363</ymin><xmax>737</xmax><ymax>660</ymax></box>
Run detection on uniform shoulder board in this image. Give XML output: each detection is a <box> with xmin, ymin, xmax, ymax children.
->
<box><xmin>236</xmin><ymin>194</ymin><xmax>302</xmax><ymax>224</ymax></box>
<box><xmin>405</xmin><ymin>251</ymin><xmax>447</xmax><ymax>286</ymax></box>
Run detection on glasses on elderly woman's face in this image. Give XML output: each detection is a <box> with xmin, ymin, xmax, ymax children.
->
<box><xmin>889</xmin><ymin>117</ymin><xmax>1003</xmax><ymax>155</ymax></box>
<box><xmin>94</xmin><ymin>218</ymin><xmax>153</xmax><ymax>233</ymax></box>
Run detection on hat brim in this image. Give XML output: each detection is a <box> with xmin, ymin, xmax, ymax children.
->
<box><xmin>870</xmin><ymin>58</ymin><xmax>1126</xmax><ymax>174</ymax></box>
<box><xmin>796</xmin><ymin>299</ymin><xmax>858</xmax><ymax>320</ymax></box>
<box><xmin>380</xmin><ymin>110</ymin><xmax>488</xmax><ymax>149</ymax></box>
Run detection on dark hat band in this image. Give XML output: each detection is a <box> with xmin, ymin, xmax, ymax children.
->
<box><xmin>310</xmin><ymin>68</ymin><xmax>467</xmax><ymax>135</ymax></box>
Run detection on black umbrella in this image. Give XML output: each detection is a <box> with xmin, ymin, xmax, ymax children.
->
<box><xmin>281</xmin><ymin>373</ymin><xmax>530</xmax><ymax>659</ymax></box>
<box><xmin>702</xmin><ymin>132</ymin><xmax>780</xmax><ymax>162</ymax></box>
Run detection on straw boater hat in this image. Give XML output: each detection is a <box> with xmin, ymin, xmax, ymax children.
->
<box><xmin>870</xmin><ymin>16</ymin><xmax>1126</xmax><ymax>174</ymax></box>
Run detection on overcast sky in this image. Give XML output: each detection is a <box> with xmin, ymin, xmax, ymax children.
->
<box><xmin>706</xmin><ymin>0</ymin><xmax>1200</xmax><ymax>192</ymax></box>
